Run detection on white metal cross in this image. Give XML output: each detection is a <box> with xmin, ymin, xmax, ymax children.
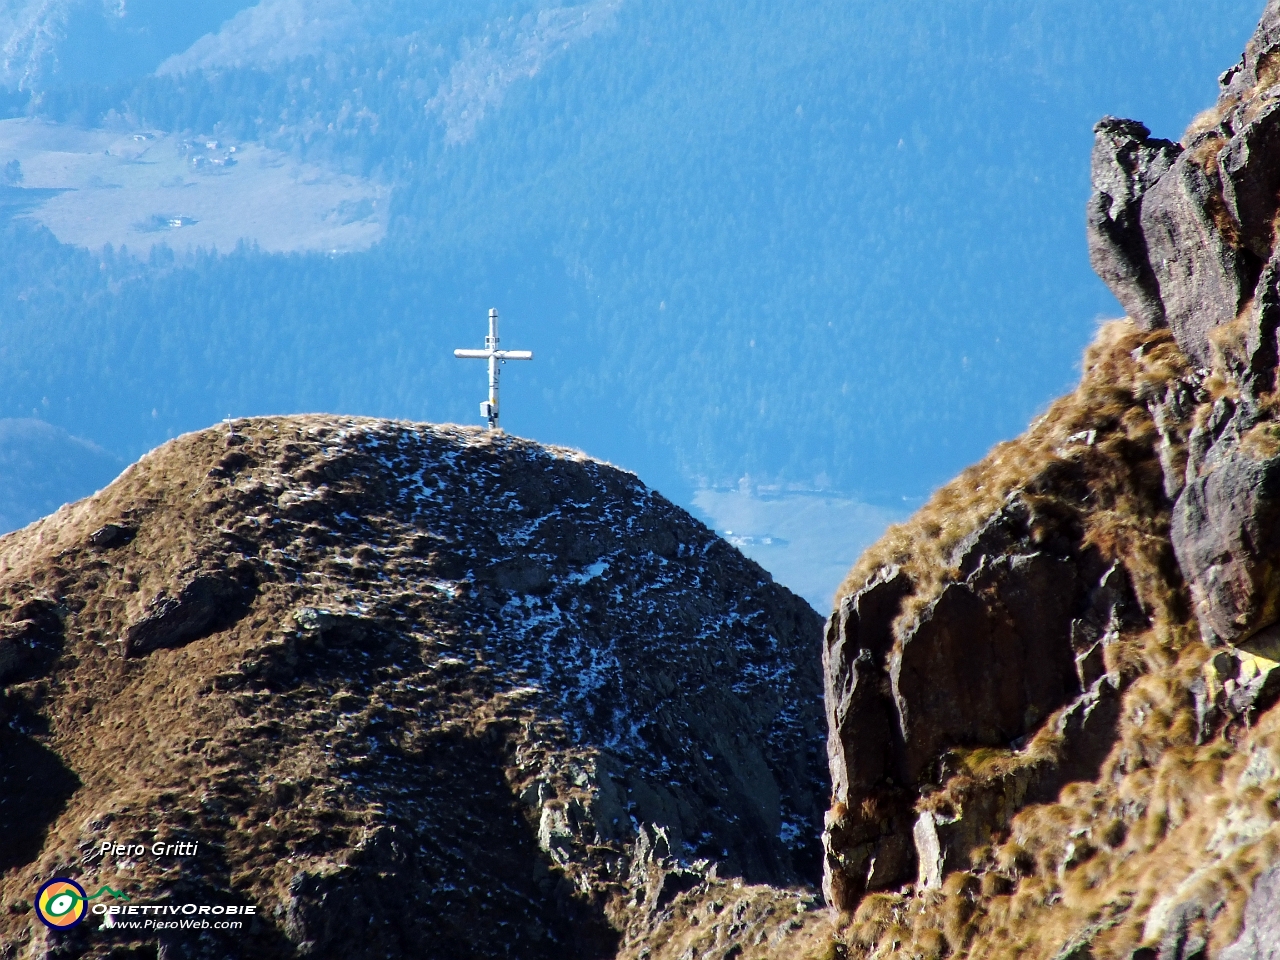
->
<box><xmin>453</xmin><ymin>308</ymin><xmax>533</xmax><ymax>431</ymax></box>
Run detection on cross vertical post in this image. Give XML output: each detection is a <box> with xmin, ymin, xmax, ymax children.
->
<box><xmin>485</xmin><ymin>308</ymin><xmax>499</xmax><ymax>430</ymax></box>
<box><xmin>453</xmin><ymin>308</ymin><xmax>533</xmax><ymax>431</ymax></box>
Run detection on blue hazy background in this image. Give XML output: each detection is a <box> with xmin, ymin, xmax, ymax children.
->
<box><xmin>0</xmin><ymin>0</ymin><xmax>1264</xmax><ymax>607</ymax></box>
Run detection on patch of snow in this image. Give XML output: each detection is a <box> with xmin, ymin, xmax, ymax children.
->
<box><xmin>566</xmin><ymin>560</ymin><xmax>608</xmax><ymax>584</ymax></box>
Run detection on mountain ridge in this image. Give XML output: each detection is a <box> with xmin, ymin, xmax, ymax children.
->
<box><xmin>0</xmin><ymin>413</ymin><xmax>831</xmax><ymax>959</ymax></box>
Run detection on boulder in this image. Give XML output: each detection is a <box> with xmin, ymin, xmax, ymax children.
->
<box><xmin>124</xmin><ymin>564</ymin><xmax>258</xmax><ymax>657</ymax></box>
<box><xmin>89</xmin><ymin>522</ymin><xmax>135</xmax><ymax>550</ymax></box>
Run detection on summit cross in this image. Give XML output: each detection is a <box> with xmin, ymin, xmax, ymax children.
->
<box><xmin>453</xmin><ymin>308</ymin><xmax>533</xmax><ymax>431</ymax></box>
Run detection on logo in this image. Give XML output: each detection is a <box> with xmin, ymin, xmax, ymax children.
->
<box><xmin>35</xmin><ymin>879</ymin><xmax>129</xmax><ymax>929</ymax></box>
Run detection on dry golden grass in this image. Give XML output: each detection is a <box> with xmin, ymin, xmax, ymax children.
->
<box><xmin>1248</xmin><ymin>49</ymin><xmax>1280</xmax><ymax>103</ymax></box>
<box><xmin>1187</xmin><ymin>131</ymin><xmax>1227</xmax><ymax>172</ymax></box>
<box><xmin>1241</xmin><ymin>420</ymin><xmax>1280</xmax><ymax>460</ymax></box>
<box><xmin>1182</xmin><ymin>105</ymin><xmax>1225</xmax><ymax>147</ymax></box>
<box><xmin>837</xmin><ymin>321</ymin><xmax>1187</xmax><ymax>625</ymax></box>
<box><xmin>614</xmin><ymin>881</ymin><xmax>837</xmax><ymax>960</ymax></box>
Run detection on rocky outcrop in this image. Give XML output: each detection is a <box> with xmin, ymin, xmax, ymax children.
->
<box><xmin>891</xmin><ymin>549</ymin><xmax>1083</xmax><ymax>783</ymax></box>
<box><xmin>0</xmin><ymin>596</ymin><xmax>62</xmax><ymax>684</ymax></box>
<box><xmin>823</xmin><ymin>317</ymin><xmax>1280</xmax><ymax>959</ymax></box>
<box><xmin>1137</xmin><ymin>139</ymin><xmax>1261</xmax><ymax>364</ymax></box>
<box><xmin>1192</xmin><ymin>629</ymin><xmax>1280</xmax><ymax>742</ymax></box>
<box><xmin>820</xmin><ymin>7</ymin><xmax>1280</xmax><ymax>957</ymax></box>
<box><xmin>1086</xmin><ymin>117</ymin><xmax>1180</xmax><ymax>329</ymax></box>
<box><xmin>1085</xmin><ymin>1</ymin><xmax>1280</xmax><ymax>368</ymax></box>
<box><xmin>823</xmin><ymin>566</ymin><xmax>910</xmax><ymax>804</ymax></box>
<box><xmin>0</xmin><ymin>415</ymin><xmax>829</xmax><ymax>960</ymax></box>
<box><xmin>821</xmin><ymin>492</ymin><xmax>1145</xmax><ymax>907</ymax></box>
<box><xmin>817</xmin><ymin>9</ymin><xmax>1280</xmax><ymax>956</ymax></box>
<box><xmin>123</xmin><ymin>564</ymin><xmax>257</xmax><ymax>657</ymax></box>
<box><xmin>1085</xmin><ymin>1</ymin><xmax>1280</xmax><ymax>654</ymax></box>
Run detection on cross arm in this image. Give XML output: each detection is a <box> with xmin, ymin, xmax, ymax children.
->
<box><xmin>453</xmin><ymin>349</ymin><xmax>491</xmax><ymax>359</ymax></box>
<box><xmin>493</xmin><ymin>350</ymin><xmax>533</xmax><ymax>360</ymax></box>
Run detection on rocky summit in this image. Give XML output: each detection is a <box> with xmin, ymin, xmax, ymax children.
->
<box><xmin>0</xmin><ymin>416</ymin><xmax>832</xmax><ymax>960</ymax></box>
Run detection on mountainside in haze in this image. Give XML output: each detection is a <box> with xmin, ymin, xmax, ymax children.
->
<box><xmin>0</xmin><ymin>0</ymin><xmax>1263</xmax><ymax>517</ymax></box>
<box><xmin>0</xmin><ymin>414</ymin><xmax>832</xmax><ymax>959</ymax></box>
<box><xmin>0</xmin><ymin>419</ymin><xmax>121</xmax><ymax>532</ymax></box>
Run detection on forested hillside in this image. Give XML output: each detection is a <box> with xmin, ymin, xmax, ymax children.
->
<box><xmin>0</xmin><ymin>0</ymin><xmax>1263</xmax><ymax>509</ymax></box>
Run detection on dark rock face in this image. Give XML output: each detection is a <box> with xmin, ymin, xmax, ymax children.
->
<box><xmin>88</xmin><ymin>522</ymin><xmax>134</xmax><ymax>550</ymax></box>
<box><xmin>1220</xmin><ymin>99</ymin><xmax>1280</xmax><ymax>258</ymax></box>
<box><xmin>1237</xmin><ymin>255</ymin><xmax>1280</xmax><ymax>396</ymax></box>
<box><xmin>1086</xmin><ymin>118</ymin><xmax>1181</xmax><ymax>330</ymax></box>
<box><xmin>1138</xmin><ymin>145</ymin><xmax>1260</xmax><ymax>366</ymax></box>
<box><xmin>0</xmin><ymin>597</ymin><xmax>63</xmax><ymax>684</ymax></box>
<box><xmin>905</xmin><ymin>672</ymin><xmax>1125</xmax><ymax>894</ymax></box>
<box><xmin>1170</xmin><ymin>399</ymin><xmax>1280</xmax><ymax>646</ymax></box>
<box><xmin>1053</xmin><ymin>674</ymin><xmax>1123</xmax><ymax>785</ymax></box>
<box><xmin>1220</xmin><ymin>865</ymin><xmax>1280</xmax><ymax>960</ymax></box>
<box><xmin>824</xmin><ymin>7</ymin><xmax>1280</xmax><ymax>944</ymax></box>
<box><xmin>1084</xmin><ymin>3</ymin><xmax>1280</xmax><ymax>368</ymax></box>
<box><xmin>823</xmin><ymin>567</ymin><xmax>910</xmax><ymax>802</ymax></box>
<box><xmin>892</xmin><ymin>553</ymin><xmax>1082</xmax><ymax>784</ymax></box>
<box><xmin>821</xmin><ymin>497</ymin><xmax>1145</xmax><ymax>907</ymax></box>
<box><xmin>820</xmin><ymin>568</ymin><xmax>915</xmax><ymax>905</ymax></box>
